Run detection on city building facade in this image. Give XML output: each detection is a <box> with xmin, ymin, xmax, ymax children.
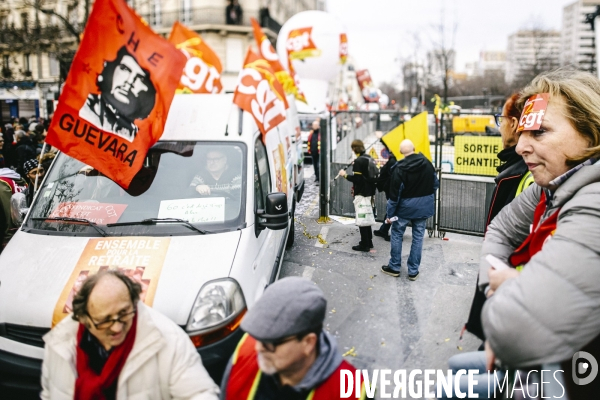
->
<box><xmin>505</xmin><ymin>29</ymin><xmax>560</xmax><ymax>83</ymax></box>
<box><xmin>560</xmin><ymin>0</ymin><xmax>600</xmax><ymax>71</ymax></box>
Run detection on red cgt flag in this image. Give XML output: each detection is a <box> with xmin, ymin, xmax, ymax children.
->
<box><xmin>168</xmin><ymin>21</ymin><xmax>223</xmax><ymax>94</ymax></box>
<box><xmin>45</xmin><ymin>0</ymin><xmax>186</xmax><ymax>189</ymax></box>
<box><xmin>233</xmin><ymin>48</ymin><xmax>287</xmax><ymax>138</ymax></box>
<box><xmin>251</xmin><ymin>18</ymin><xmax>303</xmax><ymax>104</ymax></box>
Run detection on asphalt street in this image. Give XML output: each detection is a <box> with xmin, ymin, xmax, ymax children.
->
<box><xmin>281</xmin><ymin>165</ymin><xmax>484</xmax><ymax>399</ymax></box>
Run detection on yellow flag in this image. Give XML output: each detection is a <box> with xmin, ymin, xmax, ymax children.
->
<box><xmin>381</xmin><ymin>112</ymin><xmax>431</xmax><ymax>161</ymax></box>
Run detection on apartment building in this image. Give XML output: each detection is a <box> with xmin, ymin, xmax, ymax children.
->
<box><xmin>505</xmin><ymin>29</ymin><xmax>560</xmax><ymax>84</ymax></box>
<box><xmin>0</xmin><ymin>0</ymin><xmax>323</xmax><ymax>123</ymax></box>
<box><xmin>560</xmin><ymin>0</ymin><xmax>600</xmax><ymax>71</ymax></box>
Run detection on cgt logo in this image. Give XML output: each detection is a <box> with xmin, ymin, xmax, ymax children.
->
<box><xmin>572</xmin><ymin>351</ymin><xmax>598</xmax><ymax>385</ymax></box>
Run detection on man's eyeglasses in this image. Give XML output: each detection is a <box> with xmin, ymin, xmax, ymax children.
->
<box><xmin>494</xmin><ymin>114</ymin><xmax>509</xmax><ymax>127</ymax></box>
<box><xmin>87</xmin><ymin>309</ymin><xmax>136</xmax><ymax>330</ymax></box>
<box><xmin>206</xmin><ymin>156</ymin><xmax>226</xmax><ymax>163</ymax></box>
<box><xmin>259</xmin><ymin>335</ymin><xmax>298</xmax><ymax>352</ymax></box>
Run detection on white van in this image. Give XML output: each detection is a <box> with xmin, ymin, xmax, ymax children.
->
<box><xmin>0</xmin><ymin>94</ymin><xmax>303</xmax><ymax>394</ymax></box>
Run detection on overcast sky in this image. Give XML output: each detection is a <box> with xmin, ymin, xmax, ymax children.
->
<box><xmin>326</xmin><ymin>0</ymin><xmax>575</xmax><ymax>86</ymax></box>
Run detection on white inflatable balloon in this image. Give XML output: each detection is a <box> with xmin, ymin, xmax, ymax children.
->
<box><xmin>276</xmin><ymin>10</ymin><xmax>346</xmax><ymax>112</ymax></box>
<box><xmin>277</xmin><ymin>10</ymin><xmax>346</xmax><ymax>81</ymax></box>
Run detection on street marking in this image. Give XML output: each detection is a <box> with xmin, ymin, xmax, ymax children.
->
<box><xmin>315</xmin><ymin>227</ymin><xmax>329</xmax><ymax>248</ymax></box>
<box><xmin>302</xmin><ymin>266</ymin><xmax>315</xmax><ymax>280</ymax></box>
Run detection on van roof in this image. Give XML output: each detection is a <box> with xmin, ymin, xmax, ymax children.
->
<box><xmin>160</xmin><ymin>94</ymin><xmax>238</xmax><ymax>141</ymax></box>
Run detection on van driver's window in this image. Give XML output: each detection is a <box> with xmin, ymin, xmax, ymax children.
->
<box><xmin>254</xmin><ymin>138</ymin><xmax>271</xmax><ymax>210</ymax></box>
<box><xmin>24</xmin><ymin>141</ymin><xmax>247</xmax><ymax>236</ymax></box>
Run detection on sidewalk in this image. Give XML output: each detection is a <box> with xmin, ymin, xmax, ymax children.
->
<box><xmin>282</xmin><ymin>166</ymin><xmax>484</xmax><ymax>387</ymax></box>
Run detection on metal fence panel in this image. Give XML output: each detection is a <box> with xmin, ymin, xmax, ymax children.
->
<box><xmin>438</xmin><ymin>174</ymin><xmax>495</xmax><ymax>236</ymax></box>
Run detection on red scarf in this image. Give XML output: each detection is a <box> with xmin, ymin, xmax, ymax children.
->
<box><xmin>75</xmin><ymin>314</ymin><xmax>137</xmax><ymax>400</ymax></box>
<box><xmin>509</xmin><ymin>191</ymin><xmax>560</xmax><ymax>267</ymax></box>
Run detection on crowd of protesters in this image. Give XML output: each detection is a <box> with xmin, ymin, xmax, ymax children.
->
<box><xmin>0</xmin><ymin>115</ymin><xmax>56</xmax><ymax>252</ymax></box>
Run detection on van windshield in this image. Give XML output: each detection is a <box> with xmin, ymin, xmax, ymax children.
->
<box><xmin>24</xmin><ymin>141</ymin><xmax>246</xmax><ymax>236</ymax></box>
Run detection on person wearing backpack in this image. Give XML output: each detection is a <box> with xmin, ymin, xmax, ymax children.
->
<box><xmin>382</xmin><ymin>139</ymin><xmax>438</xmax><ymax>280</ymax></box>
<box><xmin>373</xmin><ymin>151</ymin><xmax>397</xmax><ymax>241</ymax></box>
<box><xmin>338</xmin><ymin>140</ymin><xmax>377</xmax><ymax>252</ymax></box>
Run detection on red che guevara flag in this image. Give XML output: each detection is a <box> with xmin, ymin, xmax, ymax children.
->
<box><xmin>168</xmin><ymin>21</ymin><xmax>223</xmax><ymax>94</ymax></box>
<box><xmin>233</xmin><ymin>48</ymin><xmax>287</xmax><ymax>138</ymax></box>
<box><xmin>250</xmin><ymin>18</ymin><xmax>305</xmax><ymax>104</ymax></box>
<box><xmin>45</xmin><ymin>0</ymin><xmax>186</xmax><ymax>189</ymax></box>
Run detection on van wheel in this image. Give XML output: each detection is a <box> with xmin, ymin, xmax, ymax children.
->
<box><xmin>286</xmin><ymin>201</ymin><xmax>296</xmax><ymax>249</ymax></box>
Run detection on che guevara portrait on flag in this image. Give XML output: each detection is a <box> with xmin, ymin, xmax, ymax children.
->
<box><xmin>79</xmin><ymin>46</ymin><xmax>157</xmax><ymax>143</ymax></box>
<box><xmin>45</xmin><ymin>0</ymin><xmax>185</xmax><ymax>189</ymax></box>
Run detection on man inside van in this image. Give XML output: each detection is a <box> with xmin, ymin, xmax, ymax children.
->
<box><xmin>220</xmin><ymin>277</ymin><xmax>367</xmax><ymax>399</ymax></box>
<box><xmin>41</xmin><ymin>270</ymin><xmax>220</xmax><ymax>399</ymax></box>
<box><xmin>190</xmin><ymin>149</ymin><xmax>242</xmax><ymax>198</ymax></box>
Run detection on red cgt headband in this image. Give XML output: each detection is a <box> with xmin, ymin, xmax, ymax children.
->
<box><xmin>517</xmin><ymin>93</ymin><xmax>550</xmax><ymax>132</ymax></box>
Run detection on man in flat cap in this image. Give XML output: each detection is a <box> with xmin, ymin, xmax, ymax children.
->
<box><xmin>220</xmin><ymin>277</ymin><xmax>366</xmax><ymax>399</ymax></box>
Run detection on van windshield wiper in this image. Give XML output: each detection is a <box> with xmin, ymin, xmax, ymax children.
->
<box><xmin>31</xmin><ymin>217</ymin><xmax>108</xmax><ymax>237</ymax></box>
<box><xmin>106</xmin><ymin>218</ymin><xmax>208</xmax><ymax>234</ymax></box>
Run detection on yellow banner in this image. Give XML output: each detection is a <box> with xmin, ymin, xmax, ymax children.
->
<box><xmin>381</xmin><ymin>112</ymin><xmax>431</xmax><ymax>161</ymax></box>
<box><xmin>52</xmin><ymin>237</ymin><xmax>171</xmax><ymax>326</ymax></box>
<box><xmin>454</xmin><ymin>135</ymin><xmax>503</xmax><ymax>176</ymax></box>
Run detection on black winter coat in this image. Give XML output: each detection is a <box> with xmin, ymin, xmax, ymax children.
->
<box><xmin>345</xmin><ymin>153</ymin><xmax>376</xmax><ymax>197</ymax></box>
<box><xmin>15</xmin><ymin>137</ymin><xmax>36</xmax><ymax>176</ymax></box>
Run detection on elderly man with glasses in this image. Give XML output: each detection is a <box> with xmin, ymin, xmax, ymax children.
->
<box><xmin>41</xmin><ymin>270</ymin><xmax>219</xmax><ymax>400</ymax></box>
<box><xmin>219</xmin><ymin>277</ymin><xmax>367</xmax><ymax>400</ymax></box>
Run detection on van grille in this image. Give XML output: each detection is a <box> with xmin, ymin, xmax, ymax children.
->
<box><xmin>0</xmin><ymin>323</ymin><xmax>49</xmax><ymax>348</ymax></box>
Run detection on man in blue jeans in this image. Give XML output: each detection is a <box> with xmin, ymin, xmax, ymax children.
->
<box><xmin>382</xmin><ymin>139</ymin><xmax>438</xmax><ymax>280</ymax></box>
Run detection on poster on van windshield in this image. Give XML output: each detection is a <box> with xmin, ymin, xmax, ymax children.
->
<box><xmin>52</xmin><ymin>237</ymin><xmax>171</xmax><ymax>326</ymax></box>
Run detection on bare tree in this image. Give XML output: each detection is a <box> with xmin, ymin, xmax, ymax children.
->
<box><xmin>428</xmin><ymin>7</ymin><xmax>457</xmax><ymax>105</ymax></box>
<box><xmin>0</xmin><ymin>0</ymin><xmax>92</xmax><ymax>82</ymax></box>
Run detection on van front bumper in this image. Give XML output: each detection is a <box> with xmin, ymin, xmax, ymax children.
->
<box><xmin>198</xmin><ymin>326</ymin><xmax>244</xmax><ymax>382</ymax></box>
<box><xmin>0</xmin><ymin>348</ymin><xmax>42</xmax><ymax>393</ymax></box>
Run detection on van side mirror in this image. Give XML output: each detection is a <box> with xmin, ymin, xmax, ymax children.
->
<box><xmin>256</xmin><ymin>192</ymin><xmax>288</xmax><ymax>231</ymax></box>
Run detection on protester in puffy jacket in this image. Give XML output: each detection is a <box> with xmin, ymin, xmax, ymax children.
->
<box><xmin>42</xmin><ymin>270</ymin><xmax>219</xmax><ymax>400</ymax></box>
<box><xmin>338</xmin><ymin>140</ymin><xmax>377</xmax><ymax>252</ymax></box>
<box><xmin>440</xmin><ymin>93</ymin><xmax>534</xmax><ymax>400</ymax></box>
<box><xmin>479</xmin><ymin>70</ymin><xmax>600</xmax><ymax>398</ymax></box>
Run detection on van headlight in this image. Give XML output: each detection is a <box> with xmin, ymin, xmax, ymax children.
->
<box><xmin>186</xmin><ymin>279</ymin><xmax>246</xmax><ymax>335</ymax></box>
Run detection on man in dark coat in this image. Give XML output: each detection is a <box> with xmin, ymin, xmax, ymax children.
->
<box><xmin>382</xmin><ymin>140</ymin><xmax>438</xmax><ymax>280</ymax></box>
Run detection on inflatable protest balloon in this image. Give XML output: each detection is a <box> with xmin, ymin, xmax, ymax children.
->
<box><xmin>276</xmin><ymin>10</ymin><xmax>347</xmax><ymax>112</ymax></box>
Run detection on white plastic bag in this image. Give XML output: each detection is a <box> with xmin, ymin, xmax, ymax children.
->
<box><xmin>353</xmin><ymin>195</ymin><xmax>376</xmax><ymax>227</ymax></box>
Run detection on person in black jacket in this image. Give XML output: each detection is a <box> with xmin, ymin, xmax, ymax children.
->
<box><xmin>14</xmin><ymin>131</ymin><xmax>36</xmax><ymax>177</ymax></box>
<box><xmin>338</xmin><ymin>140</ymin><xmax>377</xmax><ymax>252</ymax></box>
<box><xmin>373</xmin><ymin>151</ymin><xmax>397</xmax><ymax>241</ymax></box>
